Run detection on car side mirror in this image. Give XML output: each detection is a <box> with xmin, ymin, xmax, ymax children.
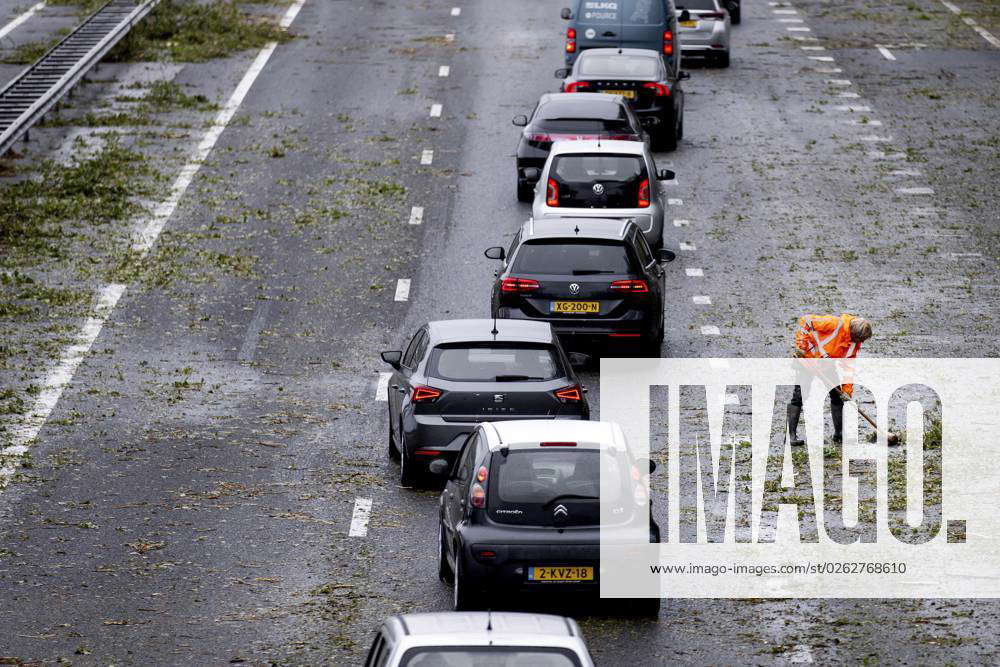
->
<box><xmin>679</xmin><ymin>70</ymin><xmax>691</xmax><ymax>81</ymax></box>
<box><xmin>568</xmin><ymin>351</ymin><xmax>591</xmax><ymax>368</ymax></box>
<box><xmin>380</xmin><ymin>350</ymin><xmax>402</xmax><ymax>369</ymax></box>
<box><xmin>554</xmin><ymin>67</ymin><xmax>570</xmax><ymax>79</ymax></box>
<box><xmin>512</xmin><ymin>114</ymin><xmax>528</xmax><ymax>127</ymax></box>
<box><xmin>560</xmin><ymin>7</ymin><xmax>572</xmax><ymax>19</ymax></box>
<box><xmin>658</xmin><ymin>248</ymin><xmax>676</xmax><ymax>263</ymax></box>
<box><xmin>658</xmin><ymin>168</ymin><xmax>675</xmax><ymax>181</ymax></box>
<box><xmin>484</xmin><ymin>246</ymin><xmax>506</xmax><ymax>261</ymax></box>
<box><xmin>429</xmin><ymin>459</ymin><xmax>450</xmax><ymax>476</ymax></box>
<box><xmin>639</xmin><ymin>116</ymin><xmax>660</xmax><ymax>128</ymax></box>
<box><xmin>678</xmin><ymin>9</ymin><xmax>691</xmax><ymax>21</ymax></box>
<box><xmin>522</xmin><ymin>167</ymin><xmax>540</xmax><ymax>181</ymax></box>
<box><xmin>636</xmin><ymin>457</ymin><xmax>657</xmax><ymax>474</ymax></box>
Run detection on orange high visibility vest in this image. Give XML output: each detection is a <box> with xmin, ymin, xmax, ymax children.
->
<box><xmin>795</xmin><ymin>313</ymin><xmax>862</xmax><ymax>396</ymax></box>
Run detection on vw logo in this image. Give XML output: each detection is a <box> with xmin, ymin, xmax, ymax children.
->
<box><xmin>569</xmin><ymin>283</ymin><xmax>580</xmax><ymax>294</ymax></box>
<box><xmin>584</xmin><ymin>27</ymin><xmax>596</xmax><ymax>39</ymax></box>
<box><xmin>553</xmin><ymin>504</ymin><xmax>569</xmax><ymax>517</ymax></box>
<box><xmin>494</xmin><ymin>394</ymin><xmax>505</xmax><ymax>403</ymax></box>
<box><xmin>592</xmin><ymin>183</ymin><xmax>605</xmax><ymax>196</ymax></box>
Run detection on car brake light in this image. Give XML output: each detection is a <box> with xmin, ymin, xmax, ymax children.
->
<box><xmin>547</xmin><ymin>178</ymin><xmax>559</xmax><ymax>206</ymax></box>
<box><xmin>476</xmin><ymin>465</ymin><xmax>488</xmax><ymax>482</ymax></box>
<box><xmin>412</xmin><ymin>386</ymin><xmax>442</xmax><ymax>402</ymax></box>
<box><xmin>554</xmin><ymin>385</ymin><xmax>582</xmax><ymax>402</ymax></box>
<box><xmin>471</xmin><ymin>482</ymin><xmax>486</xmax><ymax>508</ymax></box>
<box><xmin>609</xmin><ymin>333</ymin><xmax>641</xmax><ymax>338</ymax></box>
<box><xmin>638</xmin><ymin>178</ymin><xmax>650</xmax><ymax>208</ymax></box>
<box><xmin>540</xmin><ymin>441</ymin><xmax>577</xmax><ymax>447</ymax></box>
<box><xmin>477</xmin><ymin>549</ymin><xmax>496</xmax><ymax>558</ymax></box>
<box><xmin>565</xmin><ymin>81</ymin><xmax>590</xmax><ymax>92</ymax></box>
<box><xmin>500</xmin><ymin>277</ymin><xmax>540</xmax><ymax>293</ymax></box>
<box><xmin>663</xmin><ymin>30</ymin><xmax>673</xmax><ymax>55</ymax></box>
<box><xmin>611</xmin><ymin>279</ymin><xmax>650</xmax><ymax>293</ymax></box>
<box><xmin>642</xmin><ymin>82</ymin><xmax>670</xmax><ymax>97</ymax></box>
<box><xmin>414</xmin><ymin>449</ymin><xmax>442</xmax><ymax>456</ymax></box>
<box><xmin>566</xmin><ymin>27</ymin><xmax>576</xmax><ymax>53</ymax></box>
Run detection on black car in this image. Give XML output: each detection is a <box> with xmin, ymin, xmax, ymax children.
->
<box><xmin>512</xmin><ymin>92</ymin><xmax>651</xmax><ymax>202</ymax></box>
<box><xmin>486</xmin><ymin>219</ymin><xmax>674</xmax><ymax>355</ymax></box>
<box><xmin>556</xmin><ymin>48</ymin><xmax>688</xmax><ymax>151</ymax></box>
<box><xmin>380</xmin><ymin>319</ymin><xmax>590</xmax><ymax>486</ymax></box>
<box><xmin>435</xmin><ymin>419</ymin><xmax>661</xmax><ymax>616</ymax></box>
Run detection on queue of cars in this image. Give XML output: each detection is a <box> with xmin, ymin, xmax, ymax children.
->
<box><xmin>372</xmin><ymin>0</ymin><xmax>742</xmax><ymax>648</ymax></box>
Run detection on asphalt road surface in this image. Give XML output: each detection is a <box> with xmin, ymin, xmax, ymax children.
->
<box><xmin>1</xmin><ymin>0</ymin><xmax>998</xmax><ymax>664</ymax></box>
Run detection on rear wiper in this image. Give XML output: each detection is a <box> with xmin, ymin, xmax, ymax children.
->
<box><xmin>494</xmin><ymin>374</ymin><xmax>543</xmax><ymax>381</ymax></box>
<box><xmin>542</xmin><ymin>494</ymin><xmax>600</xmax><ymax>509</ymax></box>
<box><xmin>571</xmin><ymin>269</ymin><xmax>615</xmax><ymax>275</ymax></box>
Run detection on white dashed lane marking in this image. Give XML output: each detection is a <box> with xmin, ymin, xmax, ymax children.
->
<box><xmin>673</xmin><ymin>219</ymin><xmax>690</xmax><ymax>227</ymax></box>
<box><xmin>349</xmin><ymin>498</ymin><xmax>374</xmax><ymax>537</ymax></box>
<box><xmin>848</xmin><ymin>119</ymin><xmax>882</xmax><ymax>126</ymax></box>
<box><xmin>421</xmin><ymin>149</ymin><xmax>434</xmax><ymax>165</ymax></box>
<box><xmin>787</xmin><ymin>27</ymin><xmax>811</xmax><ymax>32</ymax></box>
<box><xmin>408</xmin><ymin>206</ymin><xmax>424</xmax><ymax>225</ymax></box>
<box><xmin>700</xmin><ymin>326</ymin><xmax>721</xmax><ymax>336</ymax></box>
<box><xmin>836</xmin><ymin>105</ymin><xmax>872</xmax><ymax>112</ymax></box>
<box><xmin>685</xmin><ymin>268</ymin><xmax>704</xmax><ymax>277</ymax></box>
<box><xmin>896</xmin><ymin>187</ymin><xmax>935</xmax><ymax>195</ymax></box>
<box><xmin>438</xmin><ymin>65</ymin><xmax>450</xmax><ymax>77</ymax></box>
<box><xmin>860</xmin><ymin>135</ymin><xmax>892</xmax><ymax>142</ymax></box>
<box><xmin>445</xmin><ymin>32</ymin><xmax>455</xmax><ymax>41</ymax></box>
<box><xmin>375</xmin><ymin>373</ymin><xmax>391</xmax><ymax>401</ymax></box>
<box><xmin>889</xmin><ymin>169</ymin><xmax>922</xmax><ymax>176</ymax></box>
<box><xmin>876</xmin><ymin>45</ymin><xmax>897</xmax><ymax>61</ymax></box>
<box><xmin>800</xmin><ymin>46</ymin><xmax>825</xmax><ymax>51</ymax></box>
<box><xmin>679</xmin><ymin>242</ymin><xmax>696</xmax><ymax>251</ymax></box>
<box><xmin>809</xmin><ymin>56</ymin><xmax>835</xmax><ymax>62</ymax></box>
<box><xmin>778</xmin><ymin>18</ymin><xmax>803</xmax><ymax>23</ymax></box>
<box><xmin>395</xmin><ymin>279</ymin><xmax>412</xmax><ymax>301</ymax></box>
<box><xmin>430</xmin><ymin>103</ymin><xmax>442</xmax><ymax>117</ymax></box>
<box><xmin>772</xmin><ymin>8</ymin><xmax>797</xmax><ymax>14</ymax></box>
<box><xmin>451</xmin><ymin>6</ymin><xmax>461</xmax><ymax>15</ymax></box>
<box><xmin>826</xmin><ymin>79</ymin><xmax>852</xmax><ymax>86</ymax></box>
<box><xmin>693</xmin><ymin>295</ymin><xmax>712</xmax><ymax>305</ymax></box>
<box><xmin>668</xmin><ymin>198</ymin><xmax>683</xmax><ymax>205</ymax></box>
<box><xmin>0</xmin><ymin>1</ymin><xmax>46</xmax><ymax>40</ymax></box>
<box><xmin>837</xmin><ymin>91</ymin><xmax>860</xmax><ymax>98</ymax></box>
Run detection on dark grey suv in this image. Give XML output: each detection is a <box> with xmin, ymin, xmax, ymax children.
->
<box><xmin>561</xmin><ymin>0</ymin><xmax>684</xmax><ymax>70</ymax></box>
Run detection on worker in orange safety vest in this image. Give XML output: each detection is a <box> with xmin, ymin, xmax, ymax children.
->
<box><xmin>788</xmin><ymin>314</ymin><xmax>873</xmax><ymax>446</ymax></box>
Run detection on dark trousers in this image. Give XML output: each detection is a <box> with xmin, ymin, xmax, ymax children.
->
<box><xmin>790</xmin><ymin>385</ymin><xmax>844</xmax><ymax>434</ymax></box>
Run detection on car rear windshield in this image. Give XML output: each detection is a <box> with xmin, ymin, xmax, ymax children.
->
<box><xmin>511</xmin><ymin>240</ymin><xmax>635</xmax><ymax>276</ymax></box>
<box><xmin>577</xmin><ymin>0</ymin><xmax>663</xmax><ymax>25</ymax></box>
<box><xmin>676</xmin><ymin>0</ymin><xmax>719</xmax><ymax>10</ymax></box>
<box><xmin>488</xmin><ymin>449</ymin><xmax>631</xmax><ymax>527</ymax></box>
<box><xmin>550</xmin><ymin>154</ymin><xmax>646</xmax><ymax>208</ymax></box>
<box><xmin>578</xmin><ymin>54</ymin><xmax>660</xmax><ymax>78</ymax></box>
<box><xmin>426</xmin><ymin>343</ymin><xmax>563</xmax><ymax>382</ymax></box>
<box><xmin>402</xmin><ymin>647</ymin><xmax>581</xmax><ymax>667</ymax></box>
<box><xmin>534</xmin><ymin>100</ymin><xmax>632</xmax><ymax>134</ymax></box>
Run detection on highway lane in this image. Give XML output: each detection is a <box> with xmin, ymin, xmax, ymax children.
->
<box><xmin>0</xmin><ymin>0</ymin><xmax>998</xmax><ymax>664</ymax></box>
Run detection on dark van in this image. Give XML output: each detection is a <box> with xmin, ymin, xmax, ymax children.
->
<box><xmin>561</xmin><ymin>0</ymin><xmax>684</xmax><ymax>71</ymax></box>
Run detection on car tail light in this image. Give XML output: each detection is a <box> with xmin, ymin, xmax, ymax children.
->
<box><xmin>566</xmin><ymin>27</ymin><xmax>576</xmax><ymax>53</ymax></box>
<box><xmin>546</xmin><ymin>178</ymin><xmax>559</xmax><ymax>206</ymax></box>
<box><xmin>565</xmin><ymin>81</ymin><xmax>590</xmax><ymax>92</ymax></box>
<box><xmin>607</xmin><ymin>133</ymin><xmax>638</xmax><ymax>141</ymax></box>
<box><xmin>477</xmin><ymin>549</ymin><xmax>496</xmax><ymax>558</ymax></box>
<box><xmin>524</xmin><ymin>131</ymin><xmax>553</xmax><ymax>142</ymax></box>
<box><xmin>554</xmin><ymin>385</ymin><xmax>583</xmax><ymax>402</ymax></box>
<box><xmin>541</xmin><ymin>441</ymin><xmax>577</xmax><ymax>447</ymax></box>
<box><xmin>663</xmin><ymin>30</ymin><xmax>673</xmax><ymax>55</ymax></box>
<box><xmin>471</xmin><ymin>482</ymin><xmax>486</xmax><ymax>508</ymax></box>
<box><xmin>412</xmin><ymin>386</ymin><xmax>442</xmax><ymax>402</ymax></box>
<box><xmin>642</xmin><ymin>82</ymin><xmax>670</xmax><ymax>97</ymax></box>
<box><xmin>476</xmin><ymin>465</ymin><xmax>488</xmax><ymax>483</ymax></box>
<box><xmin>637</xmin><ymin>178</ymin><xmax>650</xmax><ymax>208</ymax></box>
<box><xmin>611</xmin><ymin>279</ymin><xmax>650</xmax><ymax>293</ymax></box>
<box><xmin>414</xmin><ymin>449</ymin><xmax>442</xmax><ymax>456</ymax></box>
<box><xmin>500</xmin><ymin>277</ymin><xmax>540</xmax><ymax>293</ymax></box>
<box><xmin>609</xmin><ymin>333</ymin><xmax>641</xmax><ymax>338</ymax></box>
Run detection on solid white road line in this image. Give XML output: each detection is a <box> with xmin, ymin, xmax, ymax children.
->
<box><xmin>876</xmin><ymin>45</ymin><xmax>897</xmax><ymax>61</ymax></box>
<box><xmin>394</xmin><ymin>279</ymin><xmax>411</xmax><ymax>301</ymax></box>
<box><xmin>0</xmin><ymin>284</ymin><xmax>125</xmax><ymax>486</ymax></box>
<box><xmin>700</xmin><ymin>325</ymin><xmax>721</xmax><ymax>336</ymax></box>
<box><xmin>451</xmin><ymin>7</ymin><xmax>461</xmax><ymax>16</ymax></box>
<box><xmin>693</xmin><ymin>295</ymin><xmax>712</xmax><ymax>305</ymax></box>
<box><xmin>430</xmin><ymin>103</ymin><xmax>442</xmax><ymax>117</ymax></box>
<box><xmin>438</xmin><ymin>65</ymin><xmax>450</xmax><ymax>77</ymax></box>
<box><xmin>0</xmin><ymin>1</ymin><xmax>45</xmax><ymax>40</ymax></box>
<box><xmin>673</xmin><ymin>219</ymin><xmax>690</xmax><ymax>227</ymax></box>
<box><xmin>667</xmin><ymin>197</ymin><xmax>683</xmax><ymax>205</ymax></box>
<box><xmin>375</xmin><ymin>373</ymin><xmax>391</xmax><ymax>401</ymax></box>
<box><xmin>237</xmin><ymin>301</ymin><xmax>271</xmax><ymax>363</ymax></box>
<box><xmin>965</xmin><ymin>19</ymin><xmax>1000</xmax><ymax>48</ymax></box>
<box><xmin>132</xmin><ymin>0</ymin><xmax>308</xmax><ymax>254</ymax></box>
<box><xmin>686</xmin><ymin>268</ymin><xmax>704</xmax><ymax>277</ymax></box>
<box><xmin>420</xmin><ymin>149</ymin><xmax>434</xmax><ymax>165</ymax></box>
<box><xmin>348</xmin><ymin>498</ymin><xmax>373</xmax><ymax>537</ymax></box>
<box><xmin>679</xmin><ymin>242</ymin><xmax>696</xmax><ymax>251</ymax></box>
<box><xmin>408</xmin><ymin>206</ymin><xmax>424</xmax><ymax>225</ymax></box>
<box><xmin>896</xmin><ymin>187</ymin><xmax>935</xmax><ymax>195</ymax></box>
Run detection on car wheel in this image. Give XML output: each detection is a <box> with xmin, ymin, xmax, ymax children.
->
<box><xmin>517</xmin><ymin>178</ymin><xmax>534</xmax><ymax>203</ymax></box>
<box><xmin>438</xmin><ymin>522</ymin><xmax>454</xmax><ymax>584</ymax></box>
<box><xmin>716</xmin><ymin>51</ymin><xmax>731</xmax><ymax>68</ymax></box>
<box><xmin>730</xmin><ymin>8</ymin><xmax>741</xmax><ymax>24</ymax></box>
<box><xmin>643</xmin><ymin>320</ymin><xmax>664</xmax><ymax>356</ymax></box>
<box><xmin>398</xmin><ymin>433</ymin><xmax>418</xmax><ymax>487</ymax></box>
<box><xmin>453</xmin><ymin>552</ymin><xmax>478</xmax><ymax>611</ymax></box>
<box><xmin>387</xmin><ymin>411</ymin><xmax>400</xmax><ymax>461</ymax></box>
<box><xmin>655</xmin><ymin>119</ymin><xmax>678</xmax><ymax>152</ymax></box>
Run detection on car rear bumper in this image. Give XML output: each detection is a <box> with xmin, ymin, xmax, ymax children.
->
<box><xmin>462</xmin><ymin>542</ymin><xmax>601</xmax><ymax>595</ymax></box>
<box><xmin>495</xmin><ymin>309</ymin><xmax>654</xmax><ymax>342</ymax></box>
<box><xmin>679</xmin><ymin>25</ymin><xmax>729</xmax><ymax>51</ymax></box>
<box><xmin>407</xmin><ymin>414</ymin><xmax>587</xmax><ymax>455</ymax></box>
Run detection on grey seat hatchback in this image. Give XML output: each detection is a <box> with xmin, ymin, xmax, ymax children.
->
<box><xmin>561</xmin><ymin>0</ymin><xmax>684</xmax><ymax>71</ymax></box>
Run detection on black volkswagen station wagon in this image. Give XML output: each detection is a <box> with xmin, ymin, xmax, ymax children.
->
<box><xmin>486</xmin><ymin>218</ymin><xmax>674</xmax><ymax>354</ymax></box>
<box><xmin>435</xmin><ymin>419</ymin><xmax>661</xmax><ymax>616</ymax></box>
<box><xmin>561</xmin><ymin>0</ymin><xmax>683</xmax><ymax>70</ymax></box>
<box><xmin>381</xmin><ymin>319</ymin><xmax>589</xmax><ymax>486</ymax></box>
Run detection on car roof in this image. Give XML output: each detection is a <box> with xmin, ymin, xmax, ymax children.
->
<box><xmin>426</xmin><ymin>319</ymin><xmax>554</xmax><ymax>345</ymax></box>
<box><xmin>549</xmin><ymin>139</ymin><xmax>646</xmax><ymax>156</ymax></box>
<box><xmin>538</xmin><ymin>91</ymin><xmax>627</xmax><ymax>106</ymax></box>
<box><xmin>481</xmin><ymin>420</ymin><xmax>625</xmax><ymax>451</ymax></box>
<box><xmin>390</xmin><ymin>612</ymin><xmax>579</xmax><ymax>638</ymax></box>
<box><xmin>521</xmin><ymin>217</ymin><xmax>633</xmax><ymax>241</ymax></box>
<box><xmin>577</xmin><ymin>47</ymin><xmax>663</xmax><ymax>59</ymax></box>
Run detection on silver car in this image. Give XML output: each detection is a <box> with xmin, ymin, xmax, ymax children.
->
<box><xmin>532</xmin><ymin>139</ymin><xmax>674</xmax><ymax>249</ymax></box>
<box><xmin>363</xmin><ymin>611</ymin><xmax>596</xmax><ymax>666</ymax></box>
<box><xmin>676</xmin><ymin>0</ymin><xmax>732</xmax><ymax>67</ymax></box>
